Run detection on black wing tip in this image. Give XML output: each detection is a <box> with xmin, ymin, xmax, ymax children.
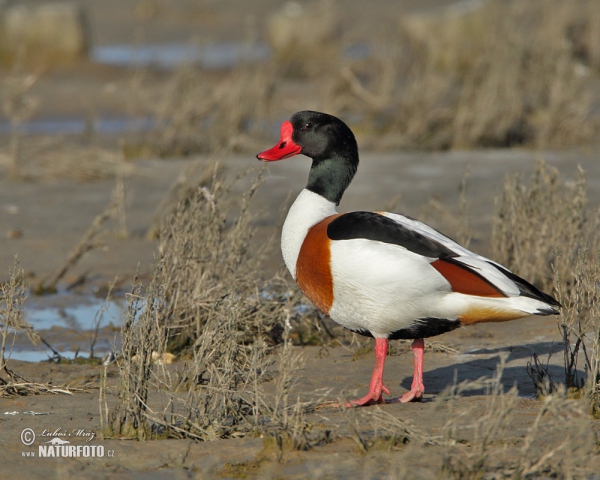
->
<box><xmin>531</xmin><ymin>288</ymin><xmax>562</xmax><ymax>310</ymax></box>
<box><xmin>543</xmin><ymin>295</ymin><xmax>562</xmax><ymax>309</ymax></box>
<box><xmin>535</xmin><ymin>306</ymin><xmax>561</xmax><ymax>316</ymax></box>
<box><xmin>486</xmin><ymin>261</ymin><xmax>561</xmax><ymax>308</ymax></box>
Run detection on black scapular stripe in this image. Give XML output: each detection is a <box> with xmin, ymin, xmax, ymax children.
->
<box><xmin>327</xmin><ymin>211</ymin><xmax>457</xmax><ymax>259</ymax></box>
<box><xmin>347</xmin><ymin>317</ymin><xmax>461</xmax><ymax>340</ymax></box>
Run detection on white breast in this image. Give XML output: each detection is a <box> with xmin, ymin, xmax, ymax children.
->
<box><xmin>281</xmin><ymin>189</ymin><xmax>337</xmax><ymax>279</ymax></box>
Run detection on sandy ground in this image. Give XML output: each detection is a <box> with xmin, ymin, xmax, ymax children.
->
<box><xmin>1</xmin><ymin>318</ymin><xmax>597</xmax><ymax>478</ymax></box>
<box><xmin>1</xmin><ymin>0</ymin><xmax>600</xmax><ymax>478</ymax></box>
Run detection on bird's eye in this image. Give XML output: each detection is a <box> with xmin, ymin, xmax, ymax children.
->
<box><xmin>304</xmin><ymin>122</ymin><xmax>313</xmax><ymax>130</ymax></box>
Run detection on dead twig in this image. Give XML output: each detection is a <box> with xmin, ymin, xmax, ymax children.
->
<box><xmin>36</xmin><ymin>199</ymin><xmax>119</xmax><ymax>293</ymax></box>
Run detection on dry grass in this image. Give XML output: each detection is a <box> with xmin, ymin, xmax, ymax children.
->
<box><xmin>1</xmin><ymin>0</ymin><xmax>597</xmax><ymax>182</ymax></box>
<box><xmin>131</xmin><ymin>65</ymin><xmax>275</xmax><ymax>158</ymax></box>
<box><xmin>436</xmin><ymin>360</ymin><xmax>598</xmax><ymax>479</ymax></box>
<box><xmin>492</xmin><ymin>160</ymin><xmax>598</xmax><ymax>294</ymax></box>
<box><xmin>1</xmin><ymin>70</ymin><xmax>39</xmax><ymax>179</ymax></box>
<box><xmin>148</xmin><ymin>160</ymin><xmax>321</xmax><ymax>350</ymax></box>
<box><xmin>527</xmin><ymin>351</ymin><xmax>559</xmax><ymax>398</ymax></box>
<box><xmin>98</xmin><ymin>0</ymin><xmax>600</xmax><ymax>161</ymax></box>
<box><xmin>101</xmin><ymin>156</ymin><xmax>600</xmax><ymax>455</ymax></box>
<box><xmin>359</xmin><ymin>0</ymin><xmax>599</xmax><ymax>149</ymax></box>
<box><xmin>102</xmin><ymin>278</ymin><xmax>314</xmax><ymax>443</ymax></box>
<box><xmin>0</xmin><ymin>258</ymin><xmax>85</xmax><ymax>396</ymax></box>
<box><xmin>6</xmin><ymin>0</ymin><xmax>596</xmax><ymax>463</ymax></box>
<box><xmin>101</xmin><ymin>269</ymin><xmax>169</xmax><ymax>440</ymax></box>
<box><xmin>553</xmin><ymin>248</ymin><xmax>600</xmax><ymax>415</ymax></box>
<box><xmin>36</xmin><ymin>146</ymin><xmax>134</xmax><ymax>183</ymax></box>
<box><xmin>340</xmin><ymin>402</ymin><xmax>441</xmax><ymax>455</ymax></box>
<box><xmin>1</xmin><ymin>138</ymin><xmax>136</xmax><ymax>182</ymax></box>
<box><xmin>491</xmin><ymin>160</ymin><xmax>600</xmax><ymax>416</ymax></box>
<box><xmin>260</xmin><ymin>328</ymin><xmax>322</xmax><ymax>459</ymax></box>
<box><xmin>0</xmin><ymin>258</ymin><xmax>36</xmax><ymax>393</ymax></box>
<box><xmin>329</xmin><ymin>359</ymin><xmax>599</xmax><ymax>477</ymax></box>
<box><xmin>1</xmin><ymin>3</ymin><xmax>599</xmax><ymax>477</ymax></box>
<box><xmin>102</xmin><ymin>163</ymin><xmax>323</xmax><ymax>442</ymax></box>
<box><xmin>266</xmin><ymin>0</ymin><xmax>340</xmax><ymax>79</ymax></box>
<box><xmin>154</xmin><ymin>166</ymin><xmax>287</xmax><ymax>350</ymax></box>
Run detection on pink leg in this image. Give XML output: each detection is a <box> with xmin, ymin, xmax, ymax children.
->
<box><xmin>347</xmin><ymin>338</ymin><xmax>391</xmax><ymax>407</ymax></box>
<box><xmin>399</xmin><ymin>338</ymin><xmax>425</xmax><ymax>403</ymax></box>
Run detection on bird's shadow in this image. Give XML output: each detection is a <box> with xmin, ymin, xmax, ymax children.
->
<box><xmin>399</xmin><ymin>341</ymin><xmax>576</xmax><ymax>398</ymax></box>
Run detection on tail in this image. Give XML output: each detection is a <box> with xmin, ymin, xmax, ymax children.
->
<box><xmin>487</xmin><ymin>261</ymin><xmax>561</xmax><ymax>315</ymax></box>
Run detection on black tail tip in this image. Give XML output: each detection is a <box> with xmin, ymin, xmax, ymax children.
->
<box><xmin>536</xmin><ymin>306</ymin><xmax>560</xmax><ymax>316</ymax></box>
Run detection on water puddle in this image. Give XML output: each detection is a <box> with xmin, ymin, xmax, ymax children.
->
<box><xmin>10</xmin><ymin>288</ymin><xmax>311</xmax><ymax>362</ymax></box>
<box><xmin>10</xmin><ymin>294</ymin><xmax>126</xmax><ymax>363</ymax></box>
<box><xmin>0</xmin><ymin>41</ymin><xmax>370</xmax><ymax>137</ymax></box>
<box><xmin>91</xmin><ymin>41</ymin><xmax>370</xmax><ymax>70</ymax></box>
<box><xmin>9</xmin><ymin>349</ymin><xmax>94</xmax><ymax>363</ymax></box>
<box><xmin>91</xmin><ymin>42</ymin><xmax>270</xmax><ymax>70</ymax></box>
<box><xmin>0</xmin><ymin>116</ymin><xmax>156</xmax><ymax>136</ymax></box>
<box><xmin>25</xmin><ymin>299</ymin><xmax>125</xmax><ymax>331</ymax></box>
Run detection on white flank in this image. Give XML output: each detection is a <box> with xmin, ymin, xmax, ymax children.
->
<box><xmin>328</xmin><ymin>238</ymin><xmax>451</xmax><ymax>337</ymax></box>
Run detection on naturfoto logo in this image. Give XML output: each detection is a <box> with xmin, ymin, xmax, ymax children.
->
<box><xmin>20</xmin><ymin>427</ymin><xmax>115</xmax><ymax>458</ymax></box>
<box><xmin>38</xmin><ymin>443</ymin><xmax>105</xmax><ymax>458</ymax></box>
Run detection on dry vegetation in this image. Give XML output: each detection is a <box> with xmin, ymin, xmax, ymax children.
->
<box><xmin>1</xmin><ymin>135</ymin><xmax>599</xmax><ymax>477</ymax></box>
<box><xmin>146</xmin><ymin>66</ymin><xmax>275</xmax><ymax>157</ymax></box>
<box><xmin>392</xmin><ymin>0</ymin><xmax>599</xmax><ymax>149</ymax></box>
<box><xmin>492</xmin><ymin>161</ymin><xmax>600</xmax><ymax>416</ymax></box>
<box><xmin>554</xmin><ymin>248</ymin><xmax>600</xmax><ymax>414</ymax></box>
<box><xmin>435</xmin><ymin>362</ymin><xmax>598</xmax><ymax>479</ymax></box>
<box><xmin>100</xmin><ymin>164</ymin><xmax>324</xmax><ymax>442</ymax></box>
<box><xmin>1</xmin><ymin>0</ymin><xmax>598</xmax><ymax>176</ymax></box>
<box><xmin>0</xmin><ymin>259</ymin><xmax>34</xmax><ymax>393</ymax></box>
<box><xmin>118</xmin><ymin>0</ymin><xmax>600</xmax><ymax>158</ymax></box>
<box><xmin>151</xmin><ymin>165</ymin><xmax>286</xmax><ymax>350</ymax></box>
<box><xmin>492</xmin><ymin>161</ymin><xmax>599</xmax><ymax>293</ymax></box>
<box><xmin>0</xmin><ymin>259</ymin><xmax>84</xmax><ymax>396</ymax></box>
<box><xmin>373</xmin><ymin>0</ymin><xmax>598</xmax><ymax>149</ymax></box>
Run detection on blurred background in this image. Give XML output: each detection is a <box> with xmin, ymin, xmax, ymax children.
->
<box><xmin>1</xmin><ymin>0</ymin><xmax>599</xmax><ymax>164</ymax></box>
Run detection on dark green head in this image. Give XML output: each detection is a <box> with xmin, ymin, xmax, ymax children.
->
<box><xmin>257</xmin><ymin>111</ymin><xmax>359</xmax><ymax>204</ymax></box>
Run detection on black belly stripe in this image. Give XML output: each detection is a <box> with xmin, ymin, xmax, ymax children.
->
<box><xmin>347</xmin><ymin>317</ymin><xmax>461</xmax><ymax>340</ymax></box>
<box><xmin>389</xmin><ymin>317</ymin><xmax>461</xmax><ymax>340</ymax></box>
<box><xmin>348</xmin><ymin>328</ymin><xmax>374</xmax><ymax>338</ymax></box>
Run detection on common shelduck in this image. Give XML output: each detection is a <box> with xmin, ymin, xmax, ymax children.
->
<box><xmin>257</xmin><ymin>111</ymin><xmax>560</xmax><ymax>407</ymax></box>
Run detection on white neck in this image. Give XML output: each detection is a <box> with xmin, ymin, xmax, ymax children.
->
<box><xmin>281</xmin><ymin>189</ymin><xmax>337</xmax><ymax>278</ymax></box>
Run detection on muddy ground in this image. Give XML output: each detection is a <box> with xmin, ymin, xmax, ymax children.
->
<box><xmin>1</xmin><ymin>0</ymin><xmax>600</xmax><ymax>478</ymax></box>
